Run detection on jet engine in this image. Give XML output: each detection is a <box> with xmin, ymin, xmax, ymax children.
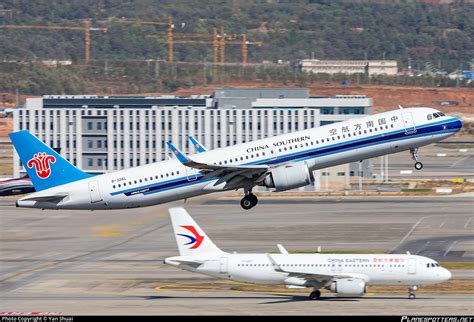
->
<box><xmin>328</xmin><ymin>278</ymin><xmax>367</xmax><ymax>297</ymax></box>
<box><xmin>263</xmin><ymin>162</ymin><xmax>313</xmax><ymax>192</ymax></box>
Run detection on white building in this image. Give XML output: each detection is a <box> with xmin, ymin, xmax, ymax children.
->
<box><xmin>299</xmin><ymin>59</ymin><xmax>398</xmax><ymax>76</ymax></box>
<box><xmin>13</xmin><ymin>89</ymin><xmax>373</xmax><ymax>190</ymax></box>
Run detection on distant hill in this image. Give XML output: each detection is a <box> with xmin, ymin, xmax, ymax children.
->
<box><xmin>0</xmin><ymin>0</ymin><xmax>473</xmax><ymax>72</ymax></box>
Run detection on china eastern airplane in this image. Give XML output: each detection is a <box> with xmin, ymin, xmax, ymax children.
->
<box><xmin>165</xmin><ymin>207</ymin><xmax>451</xmax><ymax>300</ymax></box>
<box><xmin>9</xmin><ymin>107</ymin><xmax>461</xmax><ymax>210</ymax></box>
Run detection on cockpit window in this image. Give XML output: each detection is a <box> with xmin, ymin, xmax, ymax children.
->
<box><xmin>432</xmin><ymin>112</ymin><xmax>445</xmax><ymax>119</ymax></box>
<box><xmin>427</xmin><ymin>263</ymin><xmax>440</xmax><ymax>268</ymax></box>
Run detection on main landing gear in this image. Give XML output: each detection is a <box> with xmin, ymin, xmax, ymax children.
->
<box><xmin>408</xmin><ymin>285</ymin><xmax>417</xmax><ymax>299</ymax></box>
<box><xmin>309</xmin><ymin>289</ymin><xmax>321</xmax><ymax>301</ymax></box>
<box><xmin>410</xmin><ymin>148</ymin><xmax>423</xmax><ymax>170</ymax></box>
<box><xmin>240</xmin><ymin>188</ymin><xmax>258</xmax><ymax>210</ymax></box>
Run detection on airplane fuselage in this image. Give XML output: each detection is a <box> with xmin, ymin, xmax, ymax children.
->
<box><xmin>165</xmin><ymin>253</ymin><xmax>451</xmax><ymax>288</ymax></box>
<box><xmin>17</xmin><ymin>107</ymin><xmax>462</xmax><ymax>210</ymax></box>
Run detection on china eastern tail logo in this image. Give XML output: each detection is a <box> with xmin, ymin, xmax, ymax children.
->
<box><xmin>178</xmin><ymin>226</ymin><xmax>204</xmax><ymax>249</ymax></box>
<box><xmin>27</xmin><ymin>152</ymin><xmax>56</xmax><ymax>179</ymax></box>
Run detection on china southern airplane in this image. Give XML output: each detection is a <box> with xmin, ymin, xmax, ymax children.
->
<box><xmin>9</xmin><ymin>107</ymin><xmax>461</xmax><ymax>210</ymax></box>
<box><xmin>165</xmin><ymin>207</ymin><xmax>451</xmax><ymax>300</ymax></box>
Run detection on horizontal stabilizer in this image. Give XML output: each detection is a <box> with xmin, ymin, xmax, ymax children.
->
<box><xmin>21</xmin><ymin>194</ymin><xmax>68</xmax><ymax>203</ymax></box>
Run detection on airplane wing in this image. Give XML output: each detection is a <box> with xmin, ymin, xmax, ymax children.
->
<box><xmin>266</xmin><ymin>254</ymin><xmax>356</xmax><ymax>284</ymax></box>
<box><xmin>166</xmin><ymin>141</ymin><xmax>269</xmax><ymax>187</ymax></box>
<box><xmin>187</xmin><ymin>135</ymin><xmax>207</xmax><ymax>153</ymax></box>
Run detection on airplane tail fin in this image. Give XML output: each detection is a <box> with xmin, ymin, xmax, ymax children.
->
<box><xmin>169</xmin><ymin>207</ymin><xmax>224</xmax><ymax>256</ymax></box>
<box><xmin>9</xmin><ymin>130</ymin><xmax>92</xmax><ymax>191</ymax></box>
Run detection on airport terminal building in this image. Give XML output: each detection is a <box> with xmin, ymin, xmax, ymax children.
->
<box><xmin>13</xmin><ymin>88</ymin><xmax>373</xmax><ymax>190</ymax></box>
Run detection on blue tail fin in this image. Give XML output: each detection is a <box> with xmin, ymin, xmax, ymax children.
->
<box><xmin>9</xmin><ymin>130</ymin><xmax>92</xmax><ymax>191</ymax></box>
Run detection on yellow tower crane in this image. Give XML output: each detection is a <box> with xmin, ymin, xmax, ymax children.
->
<box><xmin>146</xmin><ymin>27</ymin><xmax>261</xmax><ymax>65</ymax></box>
<box><xmin>0</xmin><ymin>20</ymin><xmax>107</xmax><ymax>66</ymax></box>
<box><xmin>115</xmin><ymin>17</ymin><xmax>174</xmax><ymax>63</ymax></box>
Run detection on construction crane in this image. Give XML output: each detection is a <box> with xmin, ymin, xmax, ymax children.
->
<box><xmin>146</xmin><ymin>27</ymin><xmax>261</xmax><ymax>65</ymax></box>
<box><xmin>114</xmin><ymin>17</ymin><xmax>174</xmax><ymax>63</ymax></box>
<box><xmin>0</xmin><ymin>20</ymin><xmax>107</xmax><ymax>66</ymax></box>
<box><xmin>219</xmin><ymin>29</ymin><xmax>262</xmax><ymax>64</ymax></box>
<box><xmin>146</xmin><ymin>28</ymin><xmax>220</xmax><ymax>65</ymax></box>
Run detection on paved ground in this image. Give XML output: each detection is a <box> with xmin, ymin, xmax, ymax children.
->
<box><xmin>0</xmin><ymin>194</ymin><xmax>473</xmax><ymax>315</ymax></box>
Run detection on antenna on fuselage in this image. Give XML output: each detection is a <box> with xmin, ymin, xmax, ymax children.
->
<box><xmin>398</xmin><ymin>105</ymin><xmax>404</xmax><ymax>109</ymax></box>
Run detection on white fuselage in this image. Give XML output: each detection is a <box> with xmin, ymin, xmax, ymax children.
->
<box><xmin>17</xmin><ymin>107</ymin><xmax>462</xmax><ymax>210</ymax></box>
<box><xmin>165</xmin><ymin>253</ymin><xmax>451</xmax><ymax>287</ymax></box>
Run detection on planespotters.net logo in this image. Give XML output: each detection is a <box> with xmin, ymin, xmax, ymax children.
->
<box><xmin>27</xmin><ymin>152</ymin><xmax>56</xmax><ymax>179</ymax></box>
<box><xmin>177</xmin><ymin>226</ymin><xmax>204</xmax><ymax>249</ymax></box>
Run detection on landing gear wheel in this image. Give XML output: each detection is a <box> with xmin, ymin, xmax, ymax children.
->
<box><xmin>414</xmin><ymin>162</ymin><xmax>423</xmax><ymax>170</ymax></box>
<box><xmin>408</xmin><ymin>285</ymin><xmax>417</xmax><ymax>299</ymax></box>
<box><xmin>240</xmin><ymin>195</ymin><xmax>257</xmax><ymax>210</ymax></box>
<box><xmin>248</xmin><ymin>194</ymin><xmax>258</xmax><ymax>206</ymax></box>
<box><xmin>309</xmin><ymin>290</ymin><xmax>321</xmax><ymax>301</ymax></box>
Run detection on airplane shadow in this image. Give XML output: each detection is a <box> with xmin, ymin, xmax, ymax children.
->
<box><xmin>140</xmin><ymin>293</ymin><xmax>437</xmax><ymax>304</ymax></box>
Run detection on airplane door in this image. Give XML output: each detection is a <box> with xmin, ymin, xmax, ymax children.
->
<box><xmin>219</xmin><ymin>256</ymin><xmax>228</xmax><ymax>274</ymax></box>
<box><xmin>402</xmin><ymin>112</ymin><xmax>417</xmax><ymax>134</ymax></box>
<box><xmin>408</xmin><ymin>258</ymin><xmax>417</xmax><ymax>275</ymax></box>
<box><xmin>88</xmin><ymin>181</ymin><xmax>103</xmax><ymax>203</ymax></box>
<box><xmin>185</xmin><ymin>166</ymin><xmax>198</xmax><ymax>182</ymax></box>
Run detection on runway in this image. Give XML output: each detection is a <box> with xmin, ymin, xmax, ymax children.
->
<box><xmin>0</xmin><ymin>194</ymin><xmax>473</xmax><ymax>314</ymax></box>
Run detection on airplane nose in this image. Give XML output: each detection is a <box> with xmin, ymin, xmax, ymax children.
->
<box><xmin>454</xmin><ymin>119</ymin><xmax>463</xmax><ymax>132</ymax></box>
<box><xmin>441</xmin><ymin>268</ymin><xmax>452</xmax><ymax>281</ymax></box>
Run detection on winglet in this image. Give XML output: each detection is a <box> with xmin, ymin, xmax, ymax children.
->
<box><xmin>277</xmin><ymin>244</ymin><xmax>289</xmax><ymax>254</ymax></box>
<box><xmin>187</xmin><ymin>135</ymin><xmax>207</xmax><ymax>153</ymax></box>
<box><xmin>266</xmin><ymin>253</ymin><xmax>285</xmax><ymax>272</ymax></box>
<box><xmin>166</xmin><ymin>141</ymin><xmax>190</xmax><ymax>164</ymax></box>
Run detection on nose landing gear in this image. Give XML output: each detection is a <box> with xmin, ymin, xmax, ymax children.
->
<box><xmin>408</xmin><ymin>285</ymin><xmax>417</xmax><ymax>299</ymax></box>
<box><xmin>410</xmin><ymin>148</ymin><xmax>423</xmax><ymax>170</ymax></box>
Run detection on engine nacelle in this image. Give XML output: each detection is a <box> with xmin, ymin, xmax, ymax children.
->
<box><xmin>263</xmin><ymin>162</ymin><xmax>313</xmax><ymax>192</ymax></box>
<box><xmin>328</xmin><ymin>278</ymin><xmax>366</xmax><ymax>297</ymax></box>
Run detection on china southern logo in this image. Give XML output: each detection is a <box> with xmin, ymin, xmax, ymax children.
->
<box><xmin>27</xmin><ymin>152</ymin><xmax>56</xmax><ymax>179</ymax></box>
<box><xmin>178</xmin><ymin>226</ymin><xmax>204</xmax><ymax>249</ymax></box>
